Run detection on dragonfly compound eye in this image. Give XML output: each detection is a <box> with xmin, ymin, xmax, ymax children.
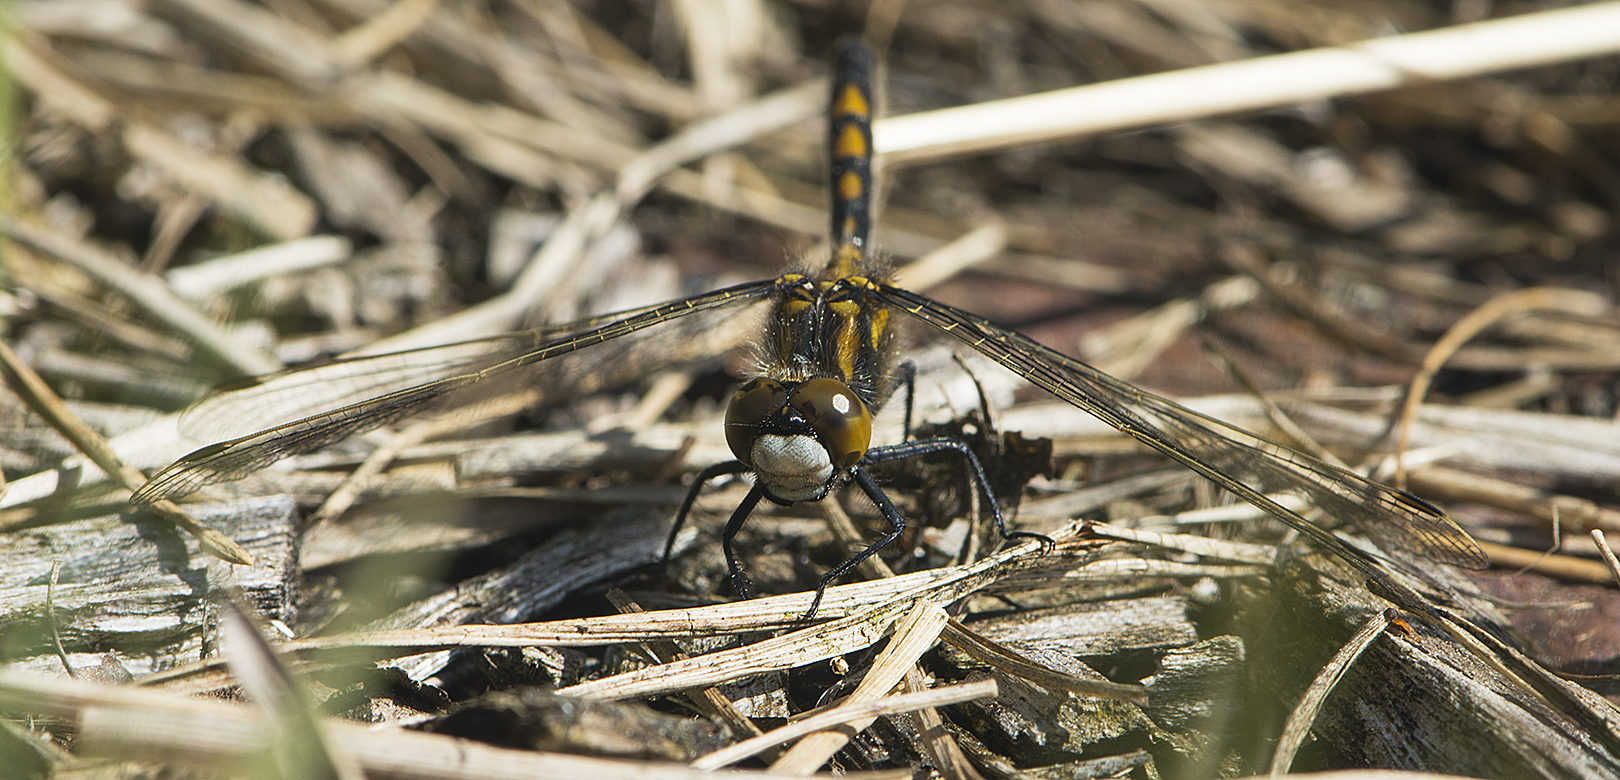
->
<box><xmin>789</xmin><ymin>378</ymin><xmax>872</xmax><ymax>470</ymax></box>
<box><xmin>725</xmin><ymin>378</ymin><xmax>788</xmax><ymax>466</ymax></box>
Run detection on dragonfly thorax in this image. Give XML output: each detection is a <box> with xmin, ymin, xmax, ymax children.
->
<box><xmin>725</xmin><ymin>377</ymin><xmax>872</xmax><ymax>503</ymax></box>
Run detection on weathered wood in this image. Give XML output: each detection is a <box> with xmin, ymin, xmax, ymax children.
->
<box><xmin>368</xmin><ymin>506</ymin><xmax>678</xmax><ymax>682</ymax></box>
<box><xmin>929</xmin><ymin>592</ymin><xmax>1217</xmax><ymax>770</ymax></box>
<box><xmin>1247</xmin><ymin>554</ymin><xmax>1620</xmax><ymax>778</ymax></box>
<box><xmin>0</xmin><ymin>497</ymin><xmax>298</xmax><ymax>675</ymax></box>
<box><xmin>1142</xmin><ymin>636</ymin><xmax>1247</xmax><ymax>762</ymax></box>
<box><xmin>965</xmin><ymin>596</ymin><xmax>1199</xmax><ymax>656</ymax></box>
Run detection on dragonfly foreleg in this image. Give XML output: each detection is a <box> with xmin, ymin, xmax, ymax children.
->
<box><xmin>805</xmin><ymin>466</ymin><xmax>908</xmax><ymax>620</ymax></box>
<box><xmin>722</xmin><ymin>483</ymin><xmax>768</xmax><ymax>600</ymax></box>
<box><xmin>664</xmin><ymin>460</ymin><xmax>753</xmax><ymax>564</ymax></box>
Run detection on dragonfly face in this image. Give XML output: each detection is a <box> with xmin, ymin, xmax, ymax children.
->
<box><xmin>725</xmin><ymin>376</ymin><xmax>873</xmax><ymax>503</ymax></box>
<box><xmin>135</xmin><ymin>38</ymin><xmax>1487</xmax><ymax>619</ymax></box>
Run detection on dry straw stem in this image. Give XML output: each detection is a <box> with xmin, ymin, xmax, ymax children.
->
<box><xmin>305</xmin><ymin>418</ymin><xmax>451</xmax><ymax>527</ymax></box>
<box><xmin>1471</xmin><ymin>539</ymin><xmax>1615</xmax><ymax>584</ymax></box>
<box><xmin>1393</xmin><ymin>287</ymin><xmax>1596</xmax><ymax>484</ymax></box>
<box><xmin>361</xmin><ymin>77</ymin><xmax>820</xmax><ymax>354</ymax></box>
<box><xmin>0</xmin><ymin>669</ymin><xmax>822</xmax><ymax>780</ymax></box>
<box><xmin>329</xmin><ymin>0</ymin><xmax>442</xmax><ymax>69</ymax></box>
<box><xmin>1405</xmin><ymin>465</ymin><xmax>1620</xmax><ymax>536</ymax></box>
<box><xmin>1592</xmin><ymin>531</ymin><xmax>1620</xmax><ymax>586</ymax></box>
<box><xmin>1084</xmin><ymin>276</ymin><xmax>1261</xmax><ymax>380</ymax></box>
<box><xmin>548</xmin><ymin>545</ymin><xmax>1067</xmax><ymax>702</ymax></box>
<box><xmin>1222</xmin><ymin>243</ymin><xmax>1620</xmax><ymax>372</ymax></box>
<box><xmin>1269</xmin><ymin>610</ymin><xmax>1398</xmax><ymax>775</ymax></box>
<box><xmin>900</xmin><ymin>666</ymin><xmax>984</xmax><ymax>780</ymax></box>
<box><xmin>876</xmin><ymin>1</ymin><xmax>1620</xmax><ymax>164</ymax></box>
<box><xmin>767</xmin><ymin>601</ymin><xmax>949</xmax><ymax>774</ymax></box>
<box><xmin>605</xmin><ymin>591</ymin><xmax>765</xmax><ymax>746</ymax></box>
<box><xmin>259</xmin><ymin>522</ymin><xmax>1258</xmax><ymax>663</ymax></box>
<box><xmin>218</xmin><ymin>598</ymin><xmax>364</xmax><ymax>780</ymax></box>
<box><xmin>0</xmin><ymin>215</ymin><xmax>281</xmax><ymax>377</ymax></box>
<box><xmin>1202</xmin><ymin>338</ymin><xmax>1348</xmax><ymax>469</ymax></box>
<box><xmin>275</xmin><ymin>531</ymin><xmax>1053</xmax><ymax>653</ymax></box>
<box><xmin>1080</xmin><ymin>523</ymin><xmax>1280</xmax><ymax>567</ymax></box>
<box><xmin>2</xmin><ymin>38</ymin><xmax>317</xmax><ymax>239</ymax></box>
<box><xmin>890</xmin><ymin>220</ymin><xmax>1008</xmax><ymax>292</ymax></box>
<box><xmin>1218</xmin><ymin>243</ymin><xmax>1427</xmax><ymax>365</ymax></box>
<box><xmin>939</xmin><ymin>620</ymin><xmax>1147</xmax><ymax>703</ymax></box>
<box><xmin>691</xmin><ymin>678</ymin><xmax>999</xmax><ymax>770</ymax></box>
<box><xmin>804</xmin><ymin>493</ymin><xmax>1149</xmax><ymax>710</ymax></box>
<box><xmin>163</xmin><ymin>236</ymin><xmax>353</xmax><ymax>300</ymax></box>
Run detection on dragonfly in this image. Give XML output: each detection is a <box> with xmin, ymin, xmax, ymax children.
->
<box><xmin>134</xmin><ymin>38</ymin><xmax>1487</xmax><ymax>617</ymax></box>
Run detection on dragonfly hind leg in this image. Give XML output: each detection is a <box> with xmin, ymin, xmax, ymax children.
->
<box><xmin>865</xmin><ymin>437</ymin><xmax>1053</xmax><ymax>549</ymax></box>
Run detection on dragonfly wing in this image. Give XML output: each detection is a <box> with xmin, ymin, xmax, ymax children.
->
<box><xmin>874</xmin><ymin>282</ymin><xmax>1487</xmax><ymax>570</ymax></box>
<box><xmin>136</xmin><ymin>279</ymin><xmax>779</xmax><ymax>504</ymax></box>
<box><xmin>179</xmin><ymin>334</ymin><xmax>550</xmax><ymax>444</ymax></box>
<box><xmin>177</xmin><ymin>299</ymin><xmax>691</xmax><ymax>443</ymax></box>
<box><xmin>139</xmin><ymin>372</ymin><xmax>482</xmax><ymax>502</ymax></box>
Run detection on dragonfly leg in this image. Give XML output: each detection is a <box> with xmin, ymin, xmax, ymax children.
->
<box><xmin>805</xmin><ymin>466</ymin><xmax>907</xmax><ymax>620</ymax></box>
<box><xmin>892</xmin><ymin>360</ymin><xmax>917</xmax><ymax>442</ymax></box>
<box><xmin>865</xmin><ymin>438</ymin><xmax>1052</xmax><ymax>549</ymax></box>
<box><xmin>664</xmin><ymin>460</ymin><xmax>753</xmax><ymax>564</ymax></box>
<box><xmin>722</xmin><ymin>482</ymin><xmax>767</xmax><ymax>600</ymax></box>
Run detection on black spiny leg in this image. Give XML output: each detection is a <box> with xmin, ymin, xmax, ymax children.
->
<box><xmin>806</xmin><ymin>466</ymin><xmax>907</xmax><ymax>620</ymax></box>
<box><xmin>664</xmin><ymin>460</ymin><xmax>753</xmax><ymax>563</ymax></box>
<box><xmin>894</xmin><ymin>361</ymin><xmax>918</xmax><ymax>442</ymax></box>
<box><xmin>722</xmin><ymin>483</ymin><xmax>768</xmax><ymax>599</ymax></box>
<box><xmin>865</xmin><ymin>437</ymin><xmax>1053</xmax><ymax>549</ymax></box>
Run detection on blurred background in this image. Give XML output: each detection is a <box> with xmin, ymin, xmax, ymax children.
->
<box><xmin>4</xmin><ymin>0</ymin><xmax>1620</xmax><ymax>776</ymax></box>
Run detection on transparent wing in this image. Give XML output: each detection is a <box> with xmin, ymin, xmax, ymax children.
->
<box><xmin>874</xmin><ymin>282</ymin><xmax>1488</xmax><ymax>570</ymax></box>
<box><xmin>134</xmin><ymin>278</ymin><xmax>781</xmax><ymax>504</ymax></box>
<box><xmin>180</xmin><ymin>331</ymin><xmax>570</xmax><ymax>444</ymax></box>
<box><xmin>177</xmin><ymin>297</ymin><xmax>697</xmax><ymax>443</ymax></box>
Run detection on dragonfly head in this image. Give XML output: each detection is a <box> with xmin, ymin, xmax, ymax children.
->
<box><xmin>725</xmin><ymin>377</ymin><xmax>872</xmax><ymax>502</ymax></box>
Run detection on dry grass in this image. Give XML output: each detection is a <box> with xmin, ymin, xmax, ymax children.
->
<box><xmin>4</xmin><ymin>0</ymin><xmax>1620</xmax><ymax>777</ymax></box>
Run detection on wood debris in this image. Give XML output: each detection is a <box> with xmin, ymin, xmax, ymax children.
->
<box><xmin>3</xmin><ymin>1</ymin><xmax>1620</xmax><ymax>777</ymax></box>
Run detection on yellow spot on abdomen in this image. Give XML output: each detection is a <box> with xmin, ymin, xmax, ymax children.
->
<box><xmin>833</xmin><ymin>84</ymin><xmax>870</xmax><ymax>120</ymax></box>
<box><xmin>838</xmin><ymin>171</ymin><xmax>863</xmax><ymax>202</ymax></box>
<box><xmin>834</xmin><ymin>125</ymin><xmax>867</xmax><ymax>160</ymax></box>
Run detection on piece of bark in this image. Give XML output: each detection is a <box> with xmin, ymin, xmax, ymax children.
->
<box><xmin>301</xmin><ymin>488</ymin><xmax>682</xmax><ymax>569</ymax></box>
<box><xmin>1141</xmin><ymin>636</ymin><xmax>1247</xmax><ymax>762</ymax></box>
<box><xmin>365</xmin><ymin>506</ymin><xmax>677</xmax><ymax>683</ymax></box>
<box><xmin>944</xmin><ymin>668</ymin><xmax>1153</xmax><ymax>764</ymax></box>
<box><xmin>964</xmin><ymin>596</ymin><xmax>1200</xmax><ymax>657</ymax></box>
<box><xmin>1</xmin><ymin>496</ymin><xmax>299</xmax><ymax>675</ymax></box>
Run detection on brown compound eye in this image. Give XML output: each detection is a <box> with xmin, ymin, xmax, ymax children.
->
<box><xmin>789</xmin><ymin>378</ymin><xmax>871</xmax><ymax>469</ymax></box>
<box><xmin>725</xmin><ymin>378</ymin><xmax>787</xmax><ymax>466</ymax></box>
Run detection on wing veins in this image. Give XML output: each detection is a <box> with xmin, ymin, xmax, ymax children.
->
<box><xmin>135</xmin><ymin>278</ymin><xmax>781</xmax><ymax>504</ymax></box>
<box><xmin>180</xmin><ymin>301</ymin><xmax>696</xmax><ymax>441</ymax></box>
<box><xmin>873</xmin><ymin>282</ymin><xmax>1487</xmax><ymax>570</ymax></box>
